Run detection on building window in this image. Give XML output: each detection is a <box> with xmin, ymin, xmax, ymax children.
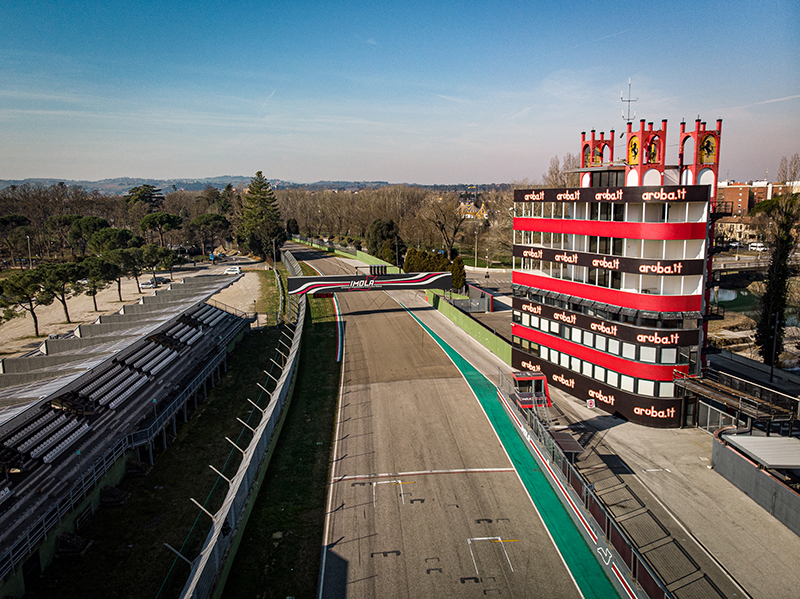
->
<box><xmin>582</xmin><ymin>361</ymin><xmax>593</xmax><ymax>376</ymax></box>
<box><xmin>571</xmin><ymin>328</ymin><xmax>582</xmax><ymax>343</ymax></box>
<box><xmin>571</xmin><ymin>356</ymin><xmax>581</xmax><ymax>372</ymax></box>
<box><xmin>622</xmin><ymin>342</ymin><xmax>636</xmax><ymax>359</ymax></box>
<box><xmin>659</xmin><ymin>382</ymin><xmax>675</xmax><ymax>398</ymax></box>
<box><xmin>607</xmin><ymin>371</ymin><xmax>619</xmax><ymax>387</ymax></box>
<box><xmin>513</xmin><ymin>310</ymin><xmax>522</xmax><ymax>324</ymax></box>
<box><xmin>640</xmin><ymin>346</ymin><xmax>657</xmax><ymax>363</ymax></box>
<box><xmin>608</xmin><ymin>338</ymin><xmax>620</xmax><ymax>355</ymax></box>
<box><xmin>661</xmin><ymin>347</ymin><xmax>677</xmax><ymax>363</ymax></box>
<box><xmin>593</xmin><ymin>366</ymin><xmax>606</xmax><ymax>382</ymax></box>
<box><xmin>638</xmin><ymin>379</ymin><xmax>655</xmax><ymax>396</ymax></box>
<box><xmin>594</xmin><ymin>335</ymin><xmax>606</xmax><ymax>352</ymax></box>
<box><xmin>621</xmin><ymin>374</ymin><xmax>635</xmax><ymax>392</ymax></box>
<box><xmin>521</xmin><ymin>313</ymin><xmax>530</xmax><ymax>327</ymax></box>
<box><xmin>560</xmin><ymin>352</ymin><xmax>570</xmax><ymax>368</ymax></box>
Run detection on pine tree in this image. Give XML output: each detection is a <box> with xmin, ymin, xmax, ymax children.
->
<box><xmin>242</xmin><ymin>171</ymin><xmax>286</xmax><ymax>261</ymax></box>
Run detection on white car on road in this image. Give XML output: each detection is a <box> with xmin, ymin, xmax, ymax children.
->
<box><xmin>224</xmin><ymin>266</ymin><xmax>242</xmax><ymax>275</ymax></box>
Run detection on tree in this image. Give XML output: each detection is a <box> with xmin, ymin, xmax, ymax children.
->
<box><xmin>158</xmin><ymin>246</ymin><xmax>181</xmax><ymax>279</ymax></box>
<box><xmin>776</xmin><ymin>153</ymin><xmax>800</xmax><ymax>184</ymax></box>
<box><xmin>87</xmin><ymin>227</ymin><xmax>134</xmax><ymax>256</ymax></box>
<box><xmin>141</xmin><ymin>244</ymin><xmax>163</xmax><ymax>284</ymax></box>
<box><xmin>39</xmin><ymin>261</ymin><xmax>84</xmax><ymax>323</ymax></box>
<box><xmin>0</xmin><ymin>214</ymin><xmax>31</xmax><ymax>268</ymax></box>
<box><xmin>241</xmin><ymin>171</ymin><xmax>286</xmax><ymax>261</ymax></box>
<box><xmin>69</xmin><ymin>216</ymin><xmax>109</xmax><ymax>255</ymax></box>
<box><xmin>46</xmin><ymin>214</ymin><xmax>82</xmax><ymax>252</ymax></box>
<box><xmin>105</xmin><ymin>248</ymin><xmax>141</xmax><ymax>301</ymax></box>
<box><xmin>0</xmin><ymin>268</ymin><xmax>54</xmax><ymax>336</ymax></box>
<box><xmin>286</xmin><ymin>218</ymin><xmax>300</xmax><ymax>236</ymax></box>
<box><xmin>125</xmin><ymin>185</ymin><xmax>164</xmax><ymax>211</ymax></box>
<box><xmin>190</xmin><ymin>214</ymin><xmax>231</xmax><ymax>253</ymax></box>
<box><xmin>450</xmin><ymin>256</ymin><xmax>466</xmax><ymax>290</ymax></box>
<box><xmin>418</xmin><ymin>194</ymin><xmax>466</xmax><ymax>259</ymax></box>
<box><xmin>542</xmin><ymin>153</ymin><xmax>580</xmax><ymax>188</ymax></box>
<box><xmin>366</xmin><ymin>219</ymin><xmax>405</xmax><ymax>257</ymax></box>
<box><xmin>753</xmin><ymin>192</ymin><xmax>800</xmax><ymax>366</ymax></box>
<box><xmin>80</xmin><ymin>256</ymin><xmax>120</xmax><ymax>311</ymax></box>
<box><xmin>140</xmin><ymin>212</ymin><xmax>183</xmax><ymax>247</ymax></box>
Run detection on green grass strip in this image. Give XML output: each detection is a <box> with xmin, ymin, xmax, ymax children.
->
<box><xmin>402</xmin><ymin>306</ymin><xmax>620</xmax><ymax>599</ymax></box>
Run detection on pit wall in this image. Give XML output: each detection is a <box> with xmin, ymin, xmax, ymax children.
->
<box><xmin>426</xmin><ymin>290</ymin><xmax>511</xmax><ymax>364</ymax></box>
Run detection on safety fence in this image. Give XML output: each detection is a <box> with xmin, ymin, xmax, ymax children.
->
<box><xmin>177</xmin><ymin>252</ymin><xmax>306</xmax><ymax>599</ymax></box>
<box><xmin>497</xmin><ymin>370</ymin><xmax>674</xmax><ymax>599</ymax></box>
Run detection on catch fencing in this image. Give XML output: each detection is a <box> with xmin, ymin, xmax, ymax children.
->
<box><xmin>178</xmin><ymin>252</ymin><xmax>306</xmax><ymax>599</ymax></box>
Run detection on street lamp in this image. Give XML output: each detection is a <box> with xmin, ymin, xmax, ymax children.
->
<box><xmin>26</xmin><ymin>235</ymin><xmax>31</xmax><ymax>269</ymax></box>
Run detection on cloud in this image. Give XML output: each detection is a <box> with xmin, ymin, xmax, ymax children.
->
<box><xmin>437</xmin><ymin>95</ymin><xmax>470</xmax><ymax>104</ymax></box>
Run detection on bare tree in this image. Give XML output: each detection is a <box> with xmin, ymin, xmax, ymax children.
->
<box><xmin>418</xmin><ymin>193</ymin><xmax>467</xmax><ymax>258</ymax></box>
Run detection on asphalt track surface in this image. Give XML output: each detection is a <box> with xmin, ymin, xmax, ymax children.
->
<box><xmin>292</xmin><ymin>247</ymin><xmax>618</xmax><ymax>599</ymax></box>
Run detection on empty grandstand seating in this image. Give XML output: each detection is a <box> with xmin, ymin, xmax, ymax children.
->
<box><xmin>42</xmin><ymin>423</ymin><xmax>90</xmax><ymax>464</ymax></box>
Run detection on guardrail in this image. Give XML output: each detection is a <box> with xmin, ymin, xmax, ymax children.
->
<box><xmin>497</xmin><ymin>370</ymin><xmax>674</xmax><ymax>599</ymax></box>
<box><xmin>178</xmin><ymin>252</ymin><xmax>307</xmax><ymax>599</ymax></box>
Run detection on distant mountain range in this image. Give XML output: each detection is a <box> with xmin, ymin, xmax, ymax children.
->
<box><xmin>0</xmin><ymin>177</ymin><xmax>510</xmax><ymax>195</ymax></box>
<box><xmin>0</xmin><ymin>176</ymin><xmax>394</xmax><ymax>195</ymax></box>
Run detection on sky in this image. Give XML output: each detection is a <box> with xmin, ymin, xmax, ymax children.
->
<box><xmin>1</xmin><ymin>0</ymin><xmax>798</xmax><ymax>185</ymax></box>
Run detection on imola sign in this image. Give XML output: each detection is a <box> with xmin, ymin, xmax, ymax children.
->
<box><xmin>287</xmin><ymin>272</ymin><xmax>453</xmax><ymax>295</ymax></box>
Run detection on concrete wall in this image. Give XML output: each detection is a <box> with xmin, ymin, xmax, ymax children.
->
<box><xmin>712</xmin><ymin>436</ymin><xmax>800</xmax><ymax>537</ymax></box>
<box><xmin>0</xmin><ymin>353</ymin><xmax>102</xmax><ymax>374</ymax></box>
<box><xmin>40</xmin><ymin>335</ymin><xmax>137</xmax><ymax>355</ymax></box>
<box><xmin>426</xmin><ymin>291</ymin><xmax>512</xmax><ymax>364</ymax></box>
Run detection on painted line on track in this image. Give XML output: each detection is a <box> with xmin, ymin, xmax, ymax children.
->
<box><xmin>396</xmin><ymin>298</ymin><xmax>621</xmax><ymax>599</ymax></box>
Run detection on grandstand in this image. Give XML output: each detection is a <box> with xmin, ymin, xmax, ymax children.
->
<box><xmin>0</xmin><ymin>273</ymin><xmax>256</xmax><ymax>594</ymax></box>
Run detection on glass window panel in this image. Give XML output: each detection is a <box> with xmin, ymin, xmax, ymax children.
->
<box><xmin>608</xmin><ymin>339</ymin><xmax>620</xmax><ymax>354</ymax></box>
<box><xmin>583</xmin><ymin>331</ymin><xmax>594</xmax><ymax>346</ymax></box>
<box><xmin>640</xmin><ymin>346</ymin><xmax>657</xmax><ymax>363</ymax></box>
<box><xmin>659</xmin><ymin>382</ymin><xmax>675</xmax><ymax>397</ymax></box>
<box><xmin>560</xmin><ymin>353</ymin><xmax>570</xmax><ymax>367</ymax></box>
<box><xmin>621</xmin><ymin>375</ymin><xmax>635</xmax><ymax>392</ymax></box>
<box><xmin>639</xmin><ymin>379</ymin><xmax>655</xmax><ymax>396</ymax></box>
<box><xmin>593</xmin><ymin>366</ymin><xmax>606</xmax><ymax>382</ymax></box>
<box><xmin>571</xmin><ymin>328</ymin><xmax>582</xmax><ymax>343</ymax></box>
<box><xmin>571</xmin><ymin>356</ymin><xmax>581</xmax><ymax>371</ymax></box>
<box><xmin>594</xmin><ymin>335</ymin><xmax>607</xmax><ymax>352</ymax></box>
<box><xmin>661</xmin><ymin>347</ymin><xmax>677</xmax><ymax>363</ymax></box>
<box><xmin>622</xmin><ymin>342</ymin><xmax>636</xmax><ymax>359</ymax></box>
<box><xmin>582</xmin><ymin>362</ymin><xmax>593</xmax><ymax>376</ymax></box>
<box><xmin>607</xmin><ymin>371</ymin><xmax>619</xmax><ymax>387</ymax></box>
<box><xmin>522</xmin><ymin>313</ymin><xmax>530</xmax><ymax>327</ymax></box>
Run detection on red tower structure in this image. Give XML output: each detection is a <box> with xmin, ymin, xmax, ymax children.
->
<box><xmin>581</xmin><ymin>130</ymin><xmax>615</xmax><ymax>167</ymax></box>
<box><xmin>679</xmin><ymin>118</ymin><xmax>723</xmax><ymax>204</ymax></box>
<box><xmin>625</xmin><ymin>119</ymin><xmax>668</xmax><ymax>187</ymax></box>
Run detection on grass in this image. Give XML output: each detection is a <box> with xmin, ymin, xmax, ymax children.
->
<box><xmin>221</xmin><ymin>272</ymin><xmax>339</xmax><ymax>599</ymax></box>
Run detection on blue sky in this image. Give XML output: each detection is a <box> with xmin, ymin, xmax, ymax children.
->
<box><xmin>1</xmin><ymin>0</ymin><xmax>798</xmax><ymax>184</ymax></box>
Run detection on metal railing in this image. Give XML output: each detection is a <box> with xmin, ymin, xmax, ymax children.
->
<box><xmin>497</xmin><ymin>370</ymin><xmax>674</xmax><ymax>599</ymax></box>
<box><xmin>0</xmin><ymin>439</ymin><xmax>128</xmax><ymax>581</ymax></box>
<box><xmin>178</xmin><ymin>252</ymin><xmax>307</xmax><ymax>599</ymax></box>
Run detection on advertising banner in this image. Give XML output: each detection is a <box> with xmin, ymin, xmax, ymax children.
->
<box><xmin>287</xmin><ymin>272</ymin><xmax>453</xmax><ymax>295</ymax></box>
<box><xmin>514</xmin><ymin>185</ymin><xmax>710</xmax><ymax>204</ymax></box>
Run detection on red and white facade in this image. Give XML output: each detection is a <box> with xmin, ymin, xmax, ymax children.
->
<box><xmin>511</xmin><ymin>119</ymin><xmax>722</xmax><ymax>427</ymax></box>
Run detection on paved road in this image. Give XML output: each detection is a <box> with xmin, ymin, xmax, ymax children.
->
<box><xmin>295</xmin><ymin>249</ymin><xmax>590</xmax><ymax>599</ymax></box>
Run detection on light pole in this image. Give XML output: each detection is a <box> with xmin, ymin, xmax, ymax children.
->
<box><xmin>26</xmin><ymin>235</ymin><xmax>32</xmax><ymax>269</ymax></box>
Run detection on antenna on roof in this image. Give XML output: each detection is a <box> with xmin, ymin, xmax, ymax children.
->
<box><xmin>621</xmin><ymin>78</ymin><xmax>637</xmax><ymax>125</ymax></box>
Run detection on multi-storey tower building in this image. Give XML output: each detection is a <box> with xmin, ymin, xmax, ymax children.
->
<box><xmin>510</xmin><ymin>118</ymin><xmax>724</xmax><ymax>427</ymax></box>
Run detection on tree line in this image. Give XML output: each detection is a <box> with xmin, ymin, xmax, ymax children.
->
<box><xmin>0</xmin><ymin>171</ymin><xmax>285</xmax><ymax>337</ymax></box>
